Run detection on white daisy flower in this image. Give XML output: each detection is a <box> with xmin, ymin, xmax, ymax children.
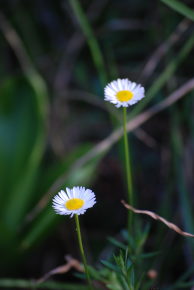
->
<box><xmin>104</xmin><ymin>78</ymin><xmax>145</xmax><ymax>108</ymax></box>
<box><xmin>52</xmin><ymin>186</ymin><xmax>96</xmax><ymax>217</ymax></box>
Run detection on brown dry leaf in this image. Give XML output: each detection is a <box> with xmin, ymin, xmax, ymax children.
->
<box><xmin>121</xmin><ymin>200</ymin><xmax>194</xmax><ymax>238</ymax></box>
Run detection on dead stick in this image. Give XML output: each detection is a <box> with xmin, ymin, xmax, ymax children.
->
<box><xmin>121</xmin><ymin>200</ymin><xmax>194</xmax><ymax>238</ymax></box>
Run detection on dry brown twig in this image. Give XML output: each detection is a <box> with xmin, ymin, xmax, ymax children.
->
<box><xmin>121</xmin><ymin>200</ymin><xmax>194</xmax><ymax>238</ymax></box>
<box><xmin>36</xmin><ymin>255</ymin><xmax>83</xmax><ymax>284</ymax></box>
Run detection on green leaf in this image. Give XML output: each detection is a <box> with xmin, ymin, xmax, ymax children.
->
<box><xmin>136</xmin><ymin>224</ymin><xmax>150</xmax><ymax>252</ymax></box>
<box><xmin>161</xmin><ymin>0</ymin><xmax>194</xmax><ymax>21</ymax></box>
<box><xmin>87</xmin><ymin>266</ymin><xmax>103</xmax><ymax>281</ymax></box>
<box><xmin>0</xmin><ymin>77</ymin><xmax>47</xmax><ymax>231</ymax></box>
<box><xmin>106</xmin><ymin>272</ymin><xmax>123</xmax><ymax>290</ymax></box>
<box><xmin>121</xmin><ymin>230</ymin><xmax>135</xmax><ymax>251</ymax></box>
<box><xmin>101</xmin><ymin>260</ymin><xmax>121</xmax><ymax>273</ymax></box>
<box><xmin>107</xmin><ymin>237</ymin><xmax>127</xmax><ymax>250</ymax></box>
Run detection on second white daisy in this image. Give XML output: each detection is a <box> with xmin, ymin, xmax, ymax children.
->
<box><xmin>104</xmin><ymin>78</ymin><xmax>145</xmax><ymax>108</ymax></box>
<box><xmin>52</xmin><ymin>186</ymin><xmax>96</xmax><ymax>217</ymax></box>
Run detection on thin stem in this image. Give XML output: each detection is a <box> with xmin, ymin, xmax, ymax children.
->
<box><xmin>123</xmin><ymin>107</ymin><xmax>133</xmax><ymax>231</ymax></box>
<box><xmin>75</xmin><ymin>214</ymin><xmax>93</xmax><ymax>290</ymax></box>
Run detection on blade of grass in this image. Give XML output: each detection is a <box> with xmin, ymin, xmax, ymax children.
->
<box><xmin>0</xmin><ymin>14</ymin><xmax>49</xmax><ymax>231</ymax></box>
<box><xmin>0</xmin><ymin>78</ymin><xmax>46</xmax><ymax>229</ymax></box>
<box><xmin>161</xmin><ymin>0</ymin><xmax>194</xmax><ymax>21</ymax></box>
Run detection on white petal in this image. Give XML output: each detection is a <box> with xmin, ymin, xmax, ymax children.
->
<box><xmin>104</xmin><ymin>78</ymin><xmax>145</xmax><ymax>108</ymax></box>
<box><xmin>52</xmin><ymin>186</ymin><xmax>96</xmax><ymax>217</ymax></box>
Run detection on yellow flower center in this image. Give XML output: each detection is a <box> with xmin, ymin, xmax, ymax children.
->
<box><xmin>65</xmin><ymin>198</ymin><xmax>84</xmax><ymax>210</ymax></box>
<box><xmin>116</xmin><ymin>90</ymin><xmax>133</xmax><ymax>102</ymax></box>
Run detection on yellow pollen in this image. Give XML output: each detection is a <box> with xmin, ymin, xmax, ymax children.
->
<box><xmin>116</xmin><ymin>90</ymin><xmax>133</xmax><ymax>102</ymax></box>
<box><xmin>65</xmin><ymin>198</ymin><xmax>84</xmax><ymax>210</ymax></box>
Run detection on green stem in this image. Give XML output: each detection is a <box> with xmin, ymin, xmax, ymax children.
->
<box><xmin>123</xmin><ymin>107</ymin><xmax>133</xmax><ymax>231</ymax></box>
<box><xmin>75</xmin><ymin>214</ymin><xmax>93</xmax><ymax>290</ymax></box>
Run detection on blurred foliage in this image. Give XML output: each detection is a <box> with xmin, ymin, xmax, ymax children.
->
<box><xmin>0</xmin><ymin>77</ymin><xmax>47</xmax><ymax>262</ymax></box>
<box><xmin>0</xmin><ymin>0</ymin><xmax>194</xmax><ymax>289</ymax></box>
<box><xmin>161</xmin><ymin>0</ymin><xmax>194</xmax><ymax>21</ymax></box>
